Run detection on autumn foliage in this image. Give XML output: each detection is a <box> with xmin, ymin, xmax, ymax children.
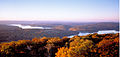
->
<box><xmin>0</xmin><ymin>33</ymin><xmax>119</xmax><ymax>57</ymax></box>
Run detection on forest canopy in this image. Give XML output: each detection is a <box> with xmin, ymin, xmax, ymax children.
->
<box><xmin>0</xmin><ymin>33</ymin><xmax>119</xmax><ymax>57</ymax></box>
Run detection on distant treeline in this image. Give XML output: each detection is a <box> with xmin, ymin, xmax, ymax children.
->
<box><xmin>0</xmin><ymin>33</ymin><xmax>119</xmax><ymax>57</ymax></box>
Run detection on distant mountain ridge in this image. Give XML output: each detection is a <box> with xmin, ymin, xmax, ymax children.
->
<box><xmin>69</xmin><ymin>22</ymin><xmax>119</xmax><ymax>32</ymax></box>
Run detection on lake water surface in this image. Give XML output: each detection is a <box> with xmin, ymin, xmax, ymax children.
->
<box><xmin>9</xmin><ymin>24</ymin><xmax>52</xmax><ymax>29</ymax></box>
<box><xmin>68</xmin><ymin>30</ymin><xmax>119</xmax><ymax>38</ymax></box>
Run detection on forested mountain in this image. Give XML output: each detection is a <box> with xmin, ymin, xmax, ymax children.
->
<box><xmin>0</xmin><ymin>33</ymin><xmax>119</xmax><ymax>57</ymax></box>
<box><xmin>69</xmin><ymin>22</ymin><xmax>119</xmax><ymax>32</ymax></box>
<box><xmin>0</xmin><ymin>27</ymin><xmax>78</xmax><ymax>42</ymax></box>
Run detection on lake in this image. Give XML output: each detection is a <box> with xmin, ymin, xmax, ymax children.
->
<box><xmin>9</xmin><ymin>24</ymin><xmax>52</xmax><ymax>29</ymax></box>
<box><xmin>68</xmin><ymin>30</ymin><xmax>119</xmax><ymax>38</ymax></box>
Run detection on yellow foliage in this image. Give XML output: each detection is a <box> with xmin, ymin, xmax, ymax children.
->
<box><xmin>47</xmin><ymin>38</ymin><xmax>61</xmax><ymax>44</ymax></box>
<box><xmin>55</xmin><ymin>47</ymin><xmax>69</xmax><ymax>57</ymax></box>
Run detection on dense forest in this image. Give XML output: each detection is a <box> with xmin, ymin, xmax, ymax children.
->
<box><xmin>0</xmin><ymin>33</ymin><xmax>119</xmax><ymax>57</ymax></box>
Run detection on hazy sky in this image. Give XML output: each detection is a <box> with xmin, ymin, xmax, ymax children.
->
<box><xmin>0</xmin><ymin>0</ymin><xmax>119</xmax><ymax>22</ymax></box>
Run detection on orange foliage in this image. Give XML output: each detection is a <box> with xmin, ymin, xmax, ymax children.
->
<box><xmin>0</xmin><ymin>33</ymin><xmax>119</xmax><ymax>57</ymax></box>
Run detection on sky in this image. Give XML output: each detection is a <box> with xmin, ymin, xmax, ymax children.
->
<box><xmin>0</xmin><ymin>0</ymin><xmax>119</xmax><ymax>22</ymax></box>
